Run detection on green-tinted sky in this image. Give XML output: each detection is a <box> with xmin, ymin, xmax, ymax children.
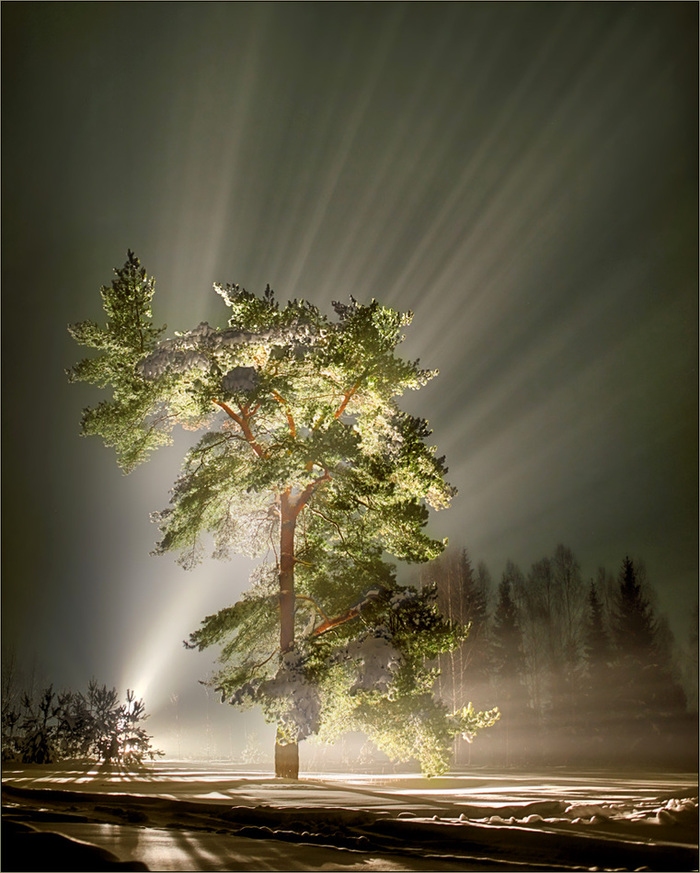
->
<box><xmin>2</xmin><ymin>2</ymin><xmax>697</xmax><ymax>726</ymax></box>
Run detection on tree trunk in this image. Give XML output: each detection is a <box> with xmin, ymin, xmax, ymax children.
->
<box><xmin>275</xmin><ymin>729</ymin><xmax>299</xmax><ymax>778</ymax></box>
<box><xmin>276</xmin><ymin>491</ymin><xmax>299</xmax><ymax>779</ymax></box>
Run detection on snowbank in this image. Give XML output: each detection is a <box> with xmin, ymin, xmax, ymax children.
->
<box><xmin>2</xmin><ymin>763</ymin><xmax>697</xmax><ymax>871</ymax></box>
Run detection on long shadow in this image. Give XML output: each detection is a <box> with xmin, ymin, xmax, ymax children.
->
<box><xmin>93</xmin><ymin>761</ymin><xmax>162</xmax><ymax>782</ymax></box>
<box><xmin>1</xmin><ymin>818</ymin><xmax>149</xmax><ymax>872</ymax></box>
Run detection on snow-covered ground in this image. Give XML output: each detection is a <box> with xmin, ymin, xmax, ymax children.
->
<box><xmin>2</xmin><ymin>761</ymin><xmax>697</xmax><ymax>871</ymax></box>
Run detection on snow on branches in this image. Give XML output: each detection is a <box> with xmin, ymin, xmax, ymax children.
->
<box><xmin>135</xmin><ymin>322</ymin><xmax>268</xmax><ymax>381</ymax></box>
<box><xmin>335</xmin><ymin>628</ymin><xmax>402</xmax><ymax>694</ymax></box>
<box><xmin>229</xmin><ymin>649</ymin><xmax>322</xmax><ymax>744</ymax></box>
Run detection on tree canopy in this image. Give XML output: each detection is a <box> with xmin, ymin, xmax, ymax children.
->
<box><xmin>69</xmin><ymin>252</ymin><xmax>498</xmax><ymax>776</ymax></box>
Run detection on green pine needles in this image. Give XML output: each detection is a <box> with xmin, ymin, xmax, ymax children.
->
<box><xmin>69</xmin><ymin>252</ymin><xmax>498</xmax><ymax>777</ymax></box>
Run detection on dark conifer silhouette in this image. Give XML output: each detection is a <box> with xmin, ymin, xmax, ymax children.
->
<box><xmin>584</xmin><ymin>579</ymin><xmax>612</xmax><ymax>666</ymax></box>
<box><xmin>579</xmin><ymin>578</ymin><xmax>616</xmax><ymax>758</ymax></box>
<box><xmin>1</xmin><ymin>680</ymin><xmax>162</xmax><ymax>765</ymax></box>
<box><xmin>492</xmin><ymin>567</ymin><xmax>522</xmax><ymax>677</ymax></box>
<box><xmin>614</xmin><ymin>556</ymin><xmax>657</xmax><ymax>656</ymax></box>
<box><xmin>434</xmin><ymin>547</ymin><xmax>695</xmax><ymax>768</ymax></box>
<box><xmin>611</xmin><ymin>557</ymin><xmax>687</xmax><ymax>753</ymax></box>
<box><xmin>491</xmin><ymin>563</ymin><xmax>525</xmax><ymax>764</ymax></box>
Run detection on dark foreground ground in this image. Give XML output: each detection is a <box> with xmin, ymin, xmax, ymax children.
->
<box><xmin>2</xmin><ymin>763</ymin><xmax>698</xmax><ymax>872</ymax></box>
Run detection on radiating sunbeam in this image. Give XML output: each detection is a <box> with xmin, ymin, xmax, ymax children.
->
<box><xmin>2</xmin><ymin>2</ymin><xmax>695</xmax><ymax>745</ymax></box>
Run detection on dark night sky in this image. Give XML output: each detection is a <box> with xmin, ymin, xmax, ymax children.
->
<box><xmin>2</xmin><ymin>2</ymin><xmax>697</xmax><ymax>745</ymax></box>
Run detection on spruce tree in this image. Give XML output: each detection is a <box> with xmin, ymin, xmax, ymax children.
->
<box><xmin>550</xmin><ymin>545</ymin><xmax>585</xmax><ymax>741</ymax></box>
<box><xmin>18</xmin><ymin>687</ymin><xmax>59</xmax><ymax>764</ymax></box>
<box><xmin>460</xmin><ymin>550</ymin><xmax>490</xmax><ymax>640</ymax></box>
<box><xmin>614</xmin><ymin>556</ymin><xmax>657</xmax><ymax>657</ymax></box>
<box><xmin>458</xmin><ymin>552</ymin><xmax>492</xmax><ymax>701</ymax></box>
<box><xmin>491</xmin><ymin>565</ymin><xmax>523</xmax><ymax>764</ymax></box>
<box><xmin>118</xmin><ymin>689</ymin><xmax>161</xmax><ymax>766</ymax></box>
<box><xmin>612</xmin><ymin>557</ymin><xmax>686</xmax><ymax>748</ymax></box>
<box><xmin>584</xmin><ymin>580</ymin><xmax>612</xmax><ymax>667</ymax></box>
<box><xmin>492</xmin><ymin>569</ymin><xmax>522</xmax><ymax>679</ymax></box>
<box><xmin>520</xmin><ymin>556</ymin><xmax>556</xmax><ymax>729</ymax></box>
<box><xmin>69</xmin><ymin>252</ymin><xmax>498</xmax><ymax>777</ymax></box>
<box><xmin>581</xmin><ymin>579</ymin><xmax>614</xmax><ymax>753</ymax></box>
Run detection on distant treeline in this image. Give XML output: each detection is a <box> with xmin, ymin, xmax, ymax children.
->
<box><xmin>421</xmin><ymin>545</ymin><xmax>698</xmax><ymax>769</ymax></box>
<box><xmin>1</xmin><ymin>674</ymin><xmax>163</xmax><ymax>766</ymax></box>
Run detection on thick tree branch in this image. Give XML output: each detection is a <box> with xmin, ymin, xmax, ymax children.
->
<box><xmin>334</xmin><ymin>379</ymin><xmax>362</xmax><ymax>419</ymax></box>
<box><xmin>291</xmin><ymin>470</ymin><xmax>331</xmax><ymax>516</ymax></box>
<box><xmin>272</xmin><ymin>389</ymin><xmax>297</xmax><ymax>439</ymax></box>
<box><xmin>312</xmin><ymin>605</ymin><xmax>362</xmax><ymax>637</ymax></box>
<box><xmin>212</xmin><ymin>399</ymin><xmax>267</xmax><ymax>458</ymax></box>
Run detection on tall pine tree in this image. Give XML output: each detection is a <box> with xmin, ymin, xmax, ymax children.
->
<box><xmin>69</xmin><ymin>252</ymin><xmax>498</xmax><ymax>777</ymax></box>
